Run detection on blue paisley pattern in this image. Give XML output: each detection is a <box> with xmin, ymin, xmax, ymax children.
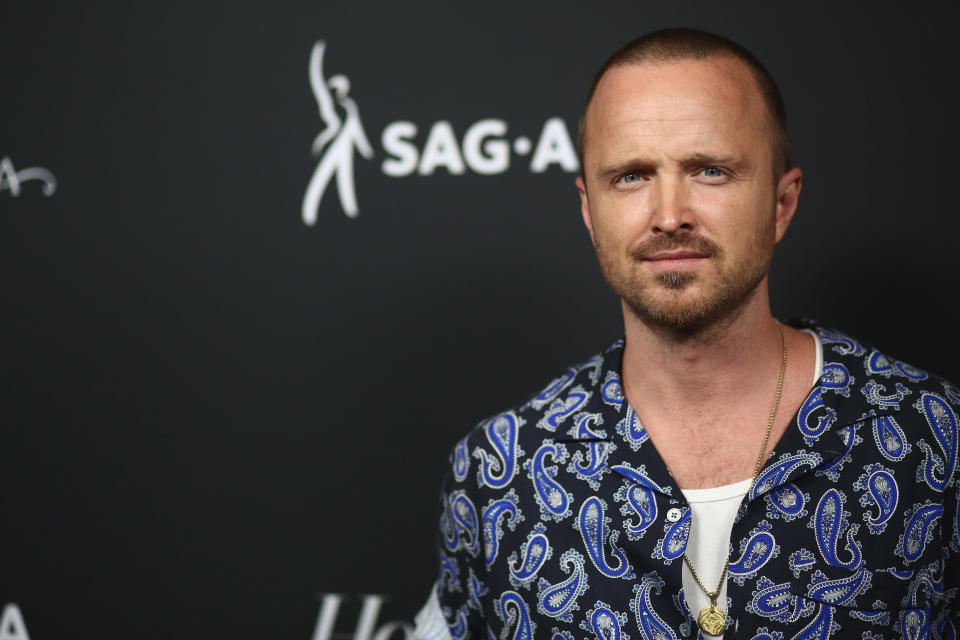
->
<box><xmin>819</xmin><ymin>329</ymin><xmax>866</xmax><ymax>356</ymax></box>
<box><xmin>445</xmin><ymin>605</ymin><xmax>468</xmax><ymax>640</ymax></box>
<box><xmin>944</xmin><ymin>381</ymin><xmax>960</xmax><ymax>405</ymax></box>
<box><xmin>805</xmin><ymin>566</ymin><xmax>872</xmax><ymax>606</ymax></box>
<box><xmin>914</xmin><ymin>392</ymin><xmax>958</xmax><ymax>492</ymax></box>
<box><xmin>580</xmin><ymin>601</ymin><xmax>630</xmax><ymax>640</ymax></box>
<box><xmin>616</xmin><ymin>405</ymin><xmax>649</xmax><ymax>451</ymax></box>
<box><xmin>439</xmin><ymin>551</ymin><xmax>460</xmax><ymax>592</ymax></box>
<box><xmin>507</xmin><ymin>523</ymin><xmax>551</xmax><ymax>589</ymax></box>
<box><xmin>524</xmin><ymin>441</ymin><xmax>573</xmax><ymax>522</ymax></box>
<box><xmin>866</xmin><ymin>350</ymin><xmax>929</xmax><ymax>381</ymax></box>
<box><xmin>651</xmin><ymin>507</ymin><xmax>691</xmax><ymax>566</ymax></box>
<box><xmin>566</xmin><ymin>413</ymin><xmax>613</xmax><ymax>491</ymax></box>
<box><xmin>630</xmin><ymin>573</ymin><xmax>677</xmax><ymax>640</ymax></box>
<box><xmin>537</xmin><ymin>386</ymin><xmax>591</xmax><ymax>432</ymax></box>
<box><xmin>575</xmin><ymin>496</ymin><xmax>636</xmax><ymax>579</ymax></box>
<box><xmin>601</xmin><ymin>371</ymin><xmax>624</xmax><ymax>411</ymax></box>
<box><xmin>787</xmin><ymin>548</ymin><xmax>815</xmax><ymax>578</ymax></box>
<box><xmin>871</xmin><ymin>414</ymin><xmax>911</xmax><ymax>462</ymax></box>
<box><xmin>895</xmin><ymin>501</ymin><xmax>943</xmax><ymax>563</ymax></box>
<box><xmin>433</xmin><ymin>322</ymin><xmax>960</xmax><ymax>640</ymax></box>
<box><xmin>853</xmin><ymin>463</ymin><xmax>898</xmax><ymax>535</ymax></box>
<box><xmin>764</xmin><ymin>482</ymin><xmax>809</xmax><ymax>522</ymax></box>
<box><xmin>934</xmin><ymin>609</ymin><xmax>958</xmax><ymax>640</ymax></box>
<box><xmin>791</xmin><ymin>603</ymin><xmax>837</xmax><ymax>640</ymax></box>
<box><xmin>861</xmin><ymin>379</ymin><xmax>912</xmax><ymax>412</ymax></box>
<box><xmin>796</xmin><ymin>387</ymin><xmax>838</xmax><ymax>446</ymax></box>
<box><xmin>810</xmin><ymin>488</ymin><xmax>862</xmax><ymax>569</ymax></box>
<box><xmin>449</xmin><ymin>490</ymin><xmax>481</xmax><ymax>557</ymax></box>
<box><xmin>614</xmin><ymin>480</ymin><xmax>658</xmax><ymax>541</ymax></box>
<box><xmin>536</xmin><ymin>549</ymin><xmax>589</xmax><ymax>622</ymax></box>
<box><xmin>482</xmin><ymin>490</ymin><xmax>523</xmax><ymax>566</ymax></box>
<box><xmin>796</xmin><ymin>363</ymin><xmax>851</xmax><ymax>445</ymax></box>
<box><xmin>474</xmin><ymin>413</ymin><xmax>524</xmax><ymax>490</ymax></box>
<box><xmin>493</xmin><ymin>591</ymin><xmax>535</xmax><ymax>640</ymax></box>
<box><xmin>953</xmin><ymin>484</ymin><xmax>960</xmax><ymax>554</ymax></box>
<box><xmin>899</xmin><ymin>607</ymin><xmax>930</xmax><ymax>640</ymax></box>
<box><xmin>849</xmin><ymin>603</ymin><xmax>891</xmax><ymax>626</ymax></box>
<box><xmin>454</xmin><ymin>436</ymin><xmax>471</xmax><ymax>482</ymax></box>
<box><xmin>728</xmin><ymin>521</ymin><xmax>780</xmax><ymax>585</ymax></box>
<box><xmin>466</xmin><ymin>568</ymin><xmax>488</xmax><ymax>611</ymax></box>
<box><xmin>745</xmin><ymin>576</ymin><xmax>814</xmax><ymax>623</ymax></box>
<box><xmin>815</xmin><ymin>422</ymin><xmax>861</xmax><ymax>482</ymax></box>
<box><xmin>529</xmin><ymin>369</ymin><xmax>578</xmax><ymax>412</ymax></box>
<box><xmin>751</xmin><ymin>451</ymin><xmax>822</xmax><ymax>499</ymax></box>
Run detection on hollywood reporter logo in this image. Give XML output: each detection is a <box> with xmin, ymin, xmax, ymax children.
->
<box><xmin>303</xmin><ymin>40</ymin><xmax>579</xmax><ymax>225</ymax></box>
<box><xmin>312</xmin><ymin>593</ymin><xmax>413</xmax><ymax>640</ymax></box>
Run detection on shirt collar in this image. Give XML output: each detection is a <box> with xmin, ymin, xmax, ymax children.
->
<box><xmin>557</xmin><ymin>320</ymin><xmax>900</xmax><ymax>501</ymax></box>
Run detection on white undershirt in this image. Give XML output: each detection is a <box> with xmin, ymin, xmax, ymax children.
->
<box><xmin>414</xmin><ymin>330</ymin><xmax>824</xmax><ymax>640</ymax></box>
<box><xmin>679</xmin><ymin>329</ymin><xmax>822</xmax><ymax>637</ymax></box>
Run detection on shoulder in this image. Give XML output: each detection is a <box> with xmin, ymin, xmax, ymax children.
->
<box><xmin>798</xmin><ymin>320</ymin><xmax>960</xmax><ymax>450</ymax></box>
<box><xmin>800</xmin><ymin>319</ymin><xmax>958</xmax><ymax>398</ymax></box>
<box><xmin>443</xmin><ymin>338</ymin><xmax>623</xmax><ymax>489</ymax></box>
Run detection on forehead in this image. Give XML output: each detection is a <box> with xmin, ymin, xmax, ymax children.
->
<box><xmin>582</xmin><ymin>57</ymin><xmax>770</xmax><ymax>171</ymax></box>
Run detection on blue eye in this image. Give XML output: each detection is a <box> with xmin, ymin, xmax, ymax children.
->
<box><xmin>701</xmin><ymin>167</ymin><xmax>725</xmax><ymax>178</ymax></box>
<box><xmin>620</xmin><ymin>172</ymin><xmax>641</xmax><ymax>184</ymax></box>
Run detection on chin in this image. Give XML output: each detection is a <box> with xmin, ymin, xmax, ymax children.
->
<box><xmin>626</xmin><ymin>293</ymin><xmax>710</xmax><ymax>331</ymax></box>
<box><xmin>626</xmin><ymin>276</ymin><xmax>746</xmax><ymax>331</ymax></box>
<box><xmin>655</xmin><ymin>270</ymin><xmax>699</xmax><ymax>291</ymax></box>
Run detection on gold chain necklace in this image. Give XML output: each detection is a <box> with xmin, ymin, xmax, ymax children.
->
<box><xmin>681</xmin><ymin>321</ymin><xmax>787</xmax><ymax>637</ymax></box>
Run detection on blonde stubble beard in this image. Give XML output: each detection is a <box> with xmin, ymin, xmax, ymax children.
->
<box><xmin>593</xmin><ymin>216</ymin><xmax>776</xmax><ymax>336</ymax></box>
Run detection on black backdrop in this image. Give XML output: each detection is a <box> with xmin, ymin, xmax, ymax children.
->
<box><xmin>2</xmin><ymin>2</ymin><xmax>956</xmax><ymax>638</ymax></box>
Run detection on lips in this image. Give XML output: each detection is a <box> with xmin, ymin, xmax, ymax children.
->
<box><xmin>645</xmin><ymin>250</ymin><xmax>707</xmax><ymax>261</ymax></box>
<box><xmin>630</xmin><ymin>231</ymin><xmax>719</xmax><ymax>263</ymax></box>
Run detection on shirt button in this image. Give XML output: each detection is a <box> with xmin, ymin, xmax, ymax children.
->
<box><xmin>666</xmin><ymin>508</ymin><xmax>683</xmax><ymax>522</ymax></box>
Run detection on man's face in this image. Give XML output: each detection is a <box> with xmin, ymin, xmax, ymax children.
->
<box><xmin>577</xmin><ymin>56</ymin><xmax>800</xmax><ymax>333</ymax></box>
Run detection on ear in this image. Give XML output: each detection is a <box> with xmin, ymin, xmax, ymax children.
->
<box><xmin>576</xmin><ymin>176</ymin><xmax>595</xmax><ymax>244</ymax></box>
<box><xmin>774</xmin><ymin>167</ymin><xmax>802</xmax><ymax>243</ymax></box>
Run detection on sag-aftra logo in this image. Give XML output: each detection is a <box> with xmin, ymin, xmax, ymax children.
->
<box><xmin>0</xmin><ymin>604</ymin><xmax>30</xmax><ymax>640</ymax></box>
<box><xmin>302</xmin><ymin>41</ymin><xmax>580</xmax><ymax>225</ymax></box>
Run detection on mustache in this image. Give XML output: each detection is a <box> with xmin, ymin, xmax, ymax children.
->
<box><xmin>630</xmin><ymin>231</ymin><xmax>719</xmax><ymax>261</ymax></box>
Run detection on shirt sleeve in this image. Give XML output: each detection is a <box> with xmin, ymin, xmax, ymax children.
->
<box><xmin>938</xmin><ymin>476</ymin><xmax>960</xmax><ymax>636</ymax></box>
<box><xmin>413</xmin><ymin>585</ymin><xmax>454</xmax><ymax>640</ymax></box>
<box><xmin>432</xmin><ymin>443</ymin><xmax>489</xmax><ymax>640</ymax></box>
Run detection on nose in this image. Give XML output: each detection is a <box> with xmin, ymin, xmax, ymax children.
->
<box><xmin>649</xmin><ymin>176</ymin><xmax>693</xmax><ymax>234</ymax></box>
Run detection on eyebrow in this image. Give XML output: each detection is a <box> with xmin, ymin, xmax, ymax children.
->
<box><xmin>596</xmin><ymin>153</ymin><xmax>748</xmax><ymax>182</ymax></box>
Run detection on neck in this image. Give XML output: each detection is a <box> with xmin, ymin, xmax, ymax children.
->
<box><xmin>620</xmin><ymin>278</ymin><xmax>782</xmax><ymax>409</ymax></box>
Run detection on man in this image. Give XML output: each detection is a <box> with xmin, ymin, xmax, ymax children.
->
<box><xmin>415</xmin><ymin>28</ymin><xmax>959</xmax><ymax>639</ymax></box>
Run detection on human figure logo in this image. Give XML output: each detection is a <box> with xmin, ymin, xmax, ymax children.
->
<box><xmin>0</xmin><ymin>156</ymin><xmax>57</xmax><ymax>198</ymax></box>
<box><xmin>302</xmin><ymin>41</ymin><xmax>374</xmax><ymax>225</ymax></box>
<box><xmin>301</xmin><ymin>40</ymin><xmax>580</xmax><ymax>224</ymax></box>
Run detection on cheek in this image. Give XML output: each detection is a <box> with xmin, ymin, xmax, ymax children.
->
<box><xmin>606</xmin><ymin>191</ymin><xmax>656</xmax><ymax>232</ymax></box>
<box><xmin>698</xmin><ymin>190</ymin><xmax>775</xmax><ymax>246</ymax></box>
<box><xmin>590</xmin><ymin>201</ymin><xmax>639</xmax><ymax>250</ymax></box>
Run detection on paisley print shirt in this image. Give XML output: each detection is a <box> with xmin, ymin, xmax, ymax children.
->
<box><xmin>433</xmin><ymin>321</ymin><xmax>960</xmax><ymax>640</ymax></box>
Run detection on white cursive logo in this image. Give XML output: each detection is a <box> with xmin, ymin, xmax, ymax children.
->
<box><xmin>302</xmin><ymin>41</ymin><xmax>374</xmax><ymax>224</ymax></box>
<box><xmin>311</xmin><ymin>593</ymin><xmax>412</xmax><ymax>640</ymax></box>
<box><xmin>0</xmin><ymin>157</ymin><xmax>56</xmax><ymax>198</ymax></box>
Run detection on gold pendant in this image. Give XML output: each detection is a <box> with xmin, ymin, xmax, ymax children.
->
<box><xmin>698</xmin><ymin>604</ymin><xmax>726</xmax><ymax>636</ymax></box>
